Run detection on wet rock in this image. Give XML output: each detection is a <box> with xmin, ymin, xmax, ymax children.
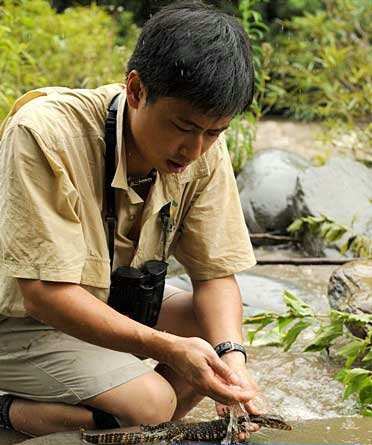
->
<box><xmin>327</xmin><ymin>260</ymin><xmax>372</xmax><ymax>338</ymax></box>
<box><xmin>237</xmin><ymin>148</ymin><xmax>310</xmax><ymax>237</ymax></box>
<box><xmin>167</xmin><ymin>270</ymin><xmax>307</xmax><ymax>317</ymax></box>
<box><xmin>293</xmin><ymin>157</ymin><xmax>372</xmax><ymax>257</ymax></box>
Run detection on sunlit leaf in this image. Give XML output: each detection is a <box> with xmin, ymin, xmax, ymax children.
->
<box><xmin>336</xmin><ymin>340</ymin><xmax>367</xmax><ymax>368</ymax></box>
<box><xmin>304</xmin><ymin>317</ymin><xmax>343</xmax><ymax>352</ymax></box>
<box><xmin>359</xmin><ymin>407</ymin><xmax>372</xmax><ymax>416</ymax></box>
<box><xmin>283</xmin><ymin>319</ymin><xmax>313</xmax><ymax>351</ymax></box>
<box><xmin>251</xmin><ymin>326</ymin><xmax>283</xmax><ymax>347</ymax></box>
<box><xmin>287</xmin><ymin>218</ymin><xmax>303</xmax><ymax>233</ymax></box>
<box><xmin>335</xmin><ymin>368</ymin><xmax>372</xmax><ymax>400</ymax></box>
<box><xmin>359</xmin><ymin>384</ymin><xmax>372</xmax><ymax>405</ymax></box>
<box><xmin>243</xmin><ymin>312</ymin><xmax>277</xmax><ymax>325</ymax></box>
<box><xmin>283</xmin><ymin>290</ymin><xmax>314</xmax><ymax>317</ymax></box>
<box><xmin>362</xmin><ymin>348</ymin><xmax>372</xmax><ymax>364</ymax></box>
<box><xmin>333</xmin><ymin>310</ymin><xmax>372</xmax><ymax>325</ymax></box>
<box><xmin>278</xmin><ymin>315</ymin><xmax>297</xmax><ymax>332</ymax></box>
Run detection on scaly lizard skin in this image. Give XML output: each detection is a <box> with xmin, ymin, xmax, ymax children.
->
<box><xmin>80</xmin><ymin>413</ymin><xmax>292</xmax><ymax>444</ymax></box>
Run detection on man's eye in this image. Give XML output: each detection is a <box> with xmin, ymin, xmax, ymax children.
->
<box><xmin>174</xmin><ymin>123</ymin><xmax>192</xmax><ymax>133</ymax></box>
<box><xmin>207</xmin><ymin>131</ymin><xmax>220</xmax><ymax>138</ymax></box>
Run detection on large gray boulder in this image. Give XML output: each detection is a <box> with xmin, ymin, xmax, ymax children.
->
<box><xmin>237</xmin><ymin>148</ymin><xmax>310</xmax><ymax>235</ymax></box>
<box><xmin>328</xmin><ymin>260</ymin><xmax>372</xmax><ymax>338</ymax></box>
<box><xmin>293</xmin><ymin>157</ymin><xmax>372</xmax><ymax>257</ymax></box>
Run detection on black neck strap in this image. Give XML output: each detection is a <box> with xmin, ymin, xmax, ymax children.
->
<box><xmin>104</xmin><ymin>95</ymin><xmax>170</xmax><ymax>270</ymax></box>
<box><xmin>105</xmin><ymin>95</ymin><xmax>120</xmax><ymax>271</ymax></box>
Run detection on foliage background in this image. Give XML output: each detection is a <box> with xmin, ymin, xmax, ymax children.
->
<box><xmin>0</xmin><ymin>0</ymin><xmax>371</xmax><ymax>169</ymax></box>
<box><xmin>0</xmin><ymin>0</ymin><xmax>138</xmax><ymax>120</ymax></box>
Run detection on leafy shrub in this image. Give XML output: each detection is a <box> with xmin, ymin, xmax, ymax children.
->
<box><xmin>226</xmin><ymin>0</ymin><xmax>272</xmax><ymax>173</ymax></box>
<box><xmin>263</xmin><ymin>0</ymin><xmax>372</xmax><ymax>122</ymax></box>
<box><xmin>245</xmin><ymin>291</ymin><xmax>372</xmax><ymax>415</ymax></box>
<box><xmin>0</xmin><ymin>0</ymin><xmax>138</xmax><ymax>120</ymax></box>
<box><xmin>264</xmin><ymin>0</ymin><xmax>323</xmax><ymax>21</ymax></box>
<box><xmin>288</xmin><ymin>214</ymin><xmax>372</xmax><ymax>258</ymax></box>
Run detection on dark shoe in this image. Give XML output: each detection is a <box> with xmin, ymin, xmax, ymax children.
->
<box><xmin>0</xmin><ymin>394</ymin><xmax>15</xmax><ymax>430</ymax></box>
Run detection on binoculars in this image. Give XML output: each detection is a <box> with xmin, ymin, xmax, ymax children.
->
<box><xmin>108</xmin><ymin>260</ymin><xmax>168</xmax><ymax>327</ymax></box>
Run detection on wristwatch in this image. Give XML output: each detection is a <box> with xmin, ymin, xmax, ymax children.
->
<box><xmin>214</xmin><ymin>341</ymin><xmax>247</xmax><ymax>362</ymax></box>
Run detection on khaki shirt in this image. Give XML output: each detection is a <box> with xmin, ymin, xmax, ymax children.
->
<box><xmin>0</xmin><ymin>84</ymin><xmax>256</xmax><ymax>317</ymax></box>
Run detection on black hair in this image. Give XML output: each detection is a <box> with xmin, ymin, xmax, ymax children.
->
<box><xmin>126</xmin><ymin>0</ymin><xmax>254</xmax><ymax>117</ymax></box>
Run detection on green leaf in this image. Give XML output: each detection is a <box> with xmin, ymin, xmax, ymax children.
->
<box><xmin>277</xmin><ymin>315</ymin><xmax>297</xmax><ymax>332</ymax></box>
<box><xmin>340</xmin><ymin>235</ymin><xmax>357</xmax><ymax>255</ymax></box>
<box><xmin>283</xmin><ymin>319</ymin><xmax>313</xmax><ymax>351</ymax></box>
<box><xmin>251</xmin><ymin>326</ymin><xmax>283</xmax><ymax>347</ymax></box>
<box><xmin>359</xmin><ymin>407</ymin><xmax>372</xmax><ymax>416</ymax></box>
<box><xmin>283</xmin><ymin>290</ymin><xmax>314</xmax><ymax>317</ymax></box>
<box><xmin>335</xmin><ymin>368</ymin><xmax>372</xmax><ymax>400</ymax></box>
<box><xmin>243</xmin><ymin>312</ymin><xmax>277</xmax><ymax>325</ymax></box>
<box><xmin>247</xmin><ymin>329</ymin><xmax>258</xmax><ymax>344</ymax></box>
<box><xmin>362</xmin><ymin>348</ymin><xmax>372</xmax><ymax>364</ymax></box>
<box><xmin>325</xmin><ymin>227</ymin><xmax>347</xmax><ymax>243</ymax></box>
<box><xmin>287</xmin><ymin>218</ymin><xmax>303</xmax><ymax>233</ymax></box>
<box><xmin>336</xmin><ymin>340</ymin><xmax>368</xmax><ymax>368</ymax></box>
<box><xmin>304</xmin><ymin>317</ymin><xmax>343</xmax><ymax>352</ymax></box>
<box><xmin>246</xmin><ymin>318</ymin><xmax>276</xmax><ymax>345</ymax></box>
<box><xmin>359</xmin><ymin>384</ymin><xmax>372</xmax><ymax>405</ymax></box>
<box><xmin>333</xmin><ymin>310</ymin><xmax>372</xmax><ymax>324</ymax></box>
<box><xmin>320</xmin><ymin>224</ymin><xmax>333</xmax><ymax>239</ymax></box>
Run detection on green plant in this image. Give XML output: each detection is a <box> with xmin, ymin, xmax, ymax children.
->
<box><xmin>226</xmin><ymin>0</ymin><xmax>272</xmax><ymax>173</ymax></box>
<box><xmin>264</xmin><ymin>0</ymin><xmax>371</xmax><ymax>122</ymax></box>
<box><xmin>226</xmin><ymin>114</ymin><xmax>255</xmax><ymax>173</ymax></box>
<box><xmin>244</xmin><ymin>291</ymin><xmax>372</xmax><ymax>415</ymax></box>
<box><xmin>0</xmin><ymin>0</ymin><xmax>138</xmax><ymax>121</ymax></box>
<box><xmin>288</xmin><ymin>214</ymin><xmax>372</xmax><ymax>258</ymax></box>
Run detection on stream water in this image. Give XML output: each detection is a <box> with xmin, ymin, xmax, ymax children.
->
<box><xmin>181</xmin><ymin>261</ymin><xmax>371</xmax><ymax>445</ymax></box>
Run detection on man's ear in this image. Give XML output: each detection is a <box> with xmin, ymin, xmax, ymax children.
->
<box><xmin>126</xmin><ymin>70</ymin><xmax>146</xmax><ymax>109</ymax></box>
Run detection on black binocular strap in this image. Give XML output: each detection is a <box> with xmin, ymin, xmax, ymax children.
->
<box><xmin>104</xmin><ymin>95</ymin><xmax>171</xmax><ymax>268</ymax></box>
<box><xmin>105</xmin><ymin>94</ymin><xmax>120</xmax><ymax>270</ymax></box>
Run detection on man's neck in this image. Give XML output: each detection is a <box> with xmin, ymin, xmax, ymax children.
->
<box><xmin>124</xmin><ymin>106</ymin><xmax>154</xmax><ymax>178</ymax></box>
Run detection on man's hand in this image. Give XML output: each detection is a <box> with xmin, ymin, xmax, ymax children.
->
<box><xmin>215</xmin><ymin>351</ymin><xmax>260</xmax><ymax>440</ymax></box>
<box><xmin>167</xmin><ymin>336</ymin><xmax>256</xmax><ymax>405</ymax></box>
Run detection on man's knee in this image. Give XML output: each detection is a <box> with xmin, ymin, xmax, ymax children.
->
<box><xmin>156</xmin><ymin>289</ymin><xmax>203</xmax><ymax>338</ymax></box>
<box><xmin>85</xmin><ymin>372</ymin><xmax>177</xmax><ymax>426</ymax></box>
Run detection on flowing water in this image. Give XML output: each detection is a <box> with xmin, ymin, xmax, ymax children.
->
<box><xmin>182</xmin><ymin>260</ymin><xmax>371</xmax><ymax>445</ymax></box>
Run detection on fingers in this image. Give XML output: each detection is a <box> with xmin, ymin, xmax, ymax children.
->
<box><xmin>205</xmin><ymin>356</ymin><xmax>257</xmax><ymax>405</ymax></box>
<box><xmin>172</xmin><ymin>337</ymin><xmax>257</xmax><ymax>406</ymax></box>
<box><xmin>209</xmin><ymin>354</ymin><xmax>243</xmax><ymax>387</ymax></box>
<box><xmin>241</xmin><ymin>399</ymin><xmax>261</xmax><ymax>416</ymax></box>
<box><xmin>204</xmin><ymin>376</ymin><xmax>255</xmax><ymax>406</ymax></box>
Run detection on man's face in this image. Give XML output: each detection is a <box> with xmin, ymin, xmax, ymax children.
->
<box><xmin>127</xmin><ymin>88</ymin><xmax>232</xmax><ymax>175</ymax></box>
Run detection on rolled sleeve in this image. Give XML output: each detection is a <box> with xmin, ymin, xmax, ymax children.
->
<box><xmin>174</xmin><ymin>144</ymin><xmax>256</xmax><ymax>280</ymax></box>
<box><xmin>0</xmin><ymin>124</ymin><xmax>87</xmax><ymax>282</ymax></box>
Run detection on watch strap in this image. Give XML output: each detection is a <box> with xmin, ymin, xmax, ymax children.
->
<box><xmin>214</xmin><ymin>341</ymin><xmax>247</xmax><ymax>362</ymax></box>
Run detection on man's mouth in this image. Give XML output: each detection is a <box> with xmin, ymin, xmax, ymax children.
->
<box><xmin>167</xmin><ymin>159</ymin><xmax>188</xmax><ymax>173</ymax></box>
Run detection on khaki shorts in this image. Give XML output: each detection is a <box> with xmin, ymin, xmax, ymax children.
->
<box><xmin>0</xmin><ymin>284</ymin><xmax>185</xmax><ymax>405</ymax></box>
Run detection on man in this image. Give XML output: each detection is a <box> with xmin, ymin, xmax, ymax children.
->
<box><xmin>0</xmin><ymin>0</ymin><xmax>259</xmax><ymax>438</ymax></box>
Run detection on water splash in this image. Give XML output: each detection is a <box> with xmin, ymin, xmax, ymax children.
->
<box><xmin>221</xmin><ymin>402</ymin><xmax>254</xmax><ymax>444</ymax></box>
<box><xmin>238</xmin><ymin>401</ymin><xmax>251</xmax><ymax>424</ymax></box>
<box><xmin>221</xmin><ymin>406</ymin><xmax>238</xmax><ymax>445</ymax></box>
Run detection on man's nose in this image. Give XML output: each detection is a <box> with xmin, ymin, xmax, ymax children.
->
<box><xmin>182</xmin><ymin>133</ymin><xmax>204</xmax><ymax>161</ymax></box>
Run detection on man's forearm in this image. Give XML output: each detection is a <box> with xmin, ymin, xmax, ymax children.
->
<box><xmin>18</xmin><ymin>279</ymin><xmax>177</xmax><ymax>365</ymax></box>
<box><xmin>192</xmin><ymin>275</ymin><xmax>244</xmax><ymax>346</ymax></box>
